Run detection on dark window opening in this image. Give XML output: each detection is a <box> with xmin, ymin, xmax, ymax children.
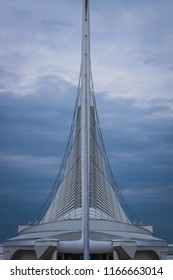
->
<box><xmin>85</xmin><ymin>0</ymin><xmax>88</xmax><ymax>21</ymax></box>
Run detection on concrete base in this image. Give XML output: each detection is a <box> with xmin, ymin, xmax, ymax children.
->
<box><xmin>2</xmin><ymin>220</ymin><xmax>170</xmax><ymax>260</ymax></box>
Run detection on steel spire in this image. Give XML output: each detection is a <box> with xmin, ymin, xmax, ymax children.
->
<box><xmin>81</xmin><ymin>0</ymin><xmax>90</xmax><ymax>260</ymax></box>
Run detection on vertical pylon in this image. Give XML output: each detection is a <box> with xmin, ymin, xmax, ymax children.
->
<box><xmin>34</xmin><ymin>0</ymin><xmax>135</xmax><ymax>255</ymax></box>
<box><xmin>81</xmin><ymin>0</ymin><xmax>90</xmax><ymax>260</ymax></box>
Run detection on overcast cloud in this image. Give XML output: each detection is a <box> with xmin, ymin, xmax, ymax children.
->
<box><xmin>0</xmin><ymin>0</ymin><xmax>173</xmax><ymax>243</ymax></box>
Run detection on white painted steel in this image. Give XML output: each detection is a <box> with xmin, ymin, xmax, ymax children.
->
<box><xmin>81</xmin><ymin>0</ymin><xmax>90</xmax><ymax>260</ymax></box>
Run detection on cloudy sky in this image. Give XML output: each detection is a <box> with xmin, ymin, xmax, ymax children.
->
<box><xmin>0</xmin><ymin>0</ymin><xmax>173</xmax><ymax>244</ymax></box>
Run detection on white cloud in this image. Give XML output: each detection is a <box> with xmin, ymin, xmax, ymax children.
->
<box><xmin>0</xmin><ymin>0</ymin><xmax>82</xmax><ymax>95</ymax></box>
<box><xmin>122</xmin><ymin>185</ymin><xmax>173</xmax><ymax>203</ymax></box>
<box><xmin>0</xmin><ymin>153</ymin><xmax>61</xmax><ymax>175</ymax></box>
<box><xmin>0</xmin><ymin>0</ymin><xmax>172</xmax><ymax>102</ymax></box>
<box><xmin>90</xmin><ymin>0</ymin><xmax>173</xmax><ymax>101</ymax></box>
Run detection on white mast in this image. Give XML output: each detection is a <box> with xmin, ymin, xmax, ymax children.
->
<box><xmin>81</xmin><ymin>0</ymin><xmax>90</xmax><ymax>260</ymax></box>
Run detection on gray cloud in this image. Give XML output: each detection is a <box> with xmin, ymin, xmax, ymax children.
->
<box><xmin>0</xmin><ymin>0</ymin><xmax>173</xmax><ymax>243</ymax></box>
<box><xmin>95</xmin><ymin>94</ymin><xmax>173</xmax><ymax>199</ymax></box>
<box><xmin>40</xmin><ymin>19</ymin><xmax>70</xmax><ymax>33</ymax></box>
<box><xmin>122</xmin><ymin>185</ymin><xmax>173</xmax><ymax>204</ymax></box>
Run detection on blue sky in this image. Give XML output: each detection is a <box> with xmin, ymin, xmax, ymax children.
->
<box><xmin>0</xmin><ymin>0</ymin><xmax>173</xmax><ymax>244</ymax></box>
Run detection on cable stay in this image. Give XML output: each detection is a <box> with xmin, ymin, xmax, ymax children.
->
<box><xmin>31</xmin><ymin>63</ymin><xmax>140</xmax><ymax>225</ymax></box>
